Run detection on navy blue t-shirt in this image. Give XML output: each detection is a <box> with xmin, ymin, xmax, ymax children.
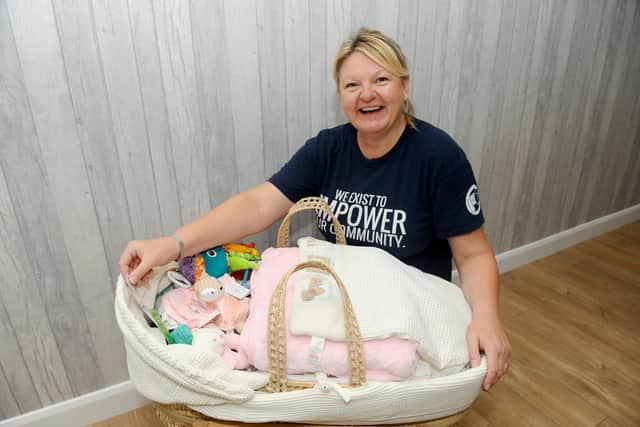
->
<box><xmin>268</xmin><ymin>118</ymin><xmax>484</xmax><ymax>280</ymax></box>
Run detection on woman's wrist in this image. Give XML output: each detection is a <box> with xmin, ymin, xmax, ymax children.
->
<box><xmin>471</xmin><ymin>306</ymin><xmax>501</xmax><ymax>322</ymax></box>
<box><xmin>171</xmin><ymin>233</ymin><xmax>184</xmax><ymax>261</ymax></box>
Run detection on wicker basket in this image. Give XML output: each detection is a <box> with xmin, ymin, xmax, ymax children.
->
<box><xmin>150</xmin><ymin>197</ymin><xmax>471</xmax><ymax>426</ymax></box>
<box><xmin>154</xmin><ymin>403</ymin><xmax>467</xmax><ymax>427</ymax></box>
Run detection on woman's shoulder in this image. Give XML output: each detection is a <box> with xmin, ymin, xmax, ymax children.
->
<box><xmin>407</xmin><ymin>118</ymin><xmax>468</xmax><ymax>164</ymax></box>
<box><xmin>306</xmin><ymin>123</ymin><xmax>355</xmax><ymax>153</ymax></box>
<box><xmin>316</xmin><ymin>122</ymin><xmax>354</xmax><ymax>140</ymax></box>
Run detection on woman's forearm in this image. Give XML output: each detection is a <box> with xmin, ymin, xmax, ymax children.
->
<box><xmin>449</xmin><ymin>227</ymin><xmax>500</xmax><ymax>317</ymax></box>
<box><xmin>175</xmin><ymin>182</ymin><xmax>293</xmax><ymax>258</ymax></box>
<box><xmin>457</xmin><ymin>252</ymin><xmax>500</xmax><ymax>318</ymax></box>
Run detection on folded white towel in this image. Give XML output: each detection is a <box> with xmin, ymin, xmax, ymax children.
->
<box><xmin>293</xmin><ymin>237</ymin><xmax>471</xmax><ymax>370</ymax></box>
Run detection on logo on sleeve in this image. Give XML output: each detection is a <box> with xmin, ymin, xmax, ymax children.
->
<box><xmin>465</xmin><ymin>185</ymin><xmax>481</xmax><ymax>215</ymax></box>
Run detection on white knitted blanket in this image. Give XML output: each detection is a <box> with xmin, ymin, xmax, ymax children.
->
<box><xmin>295</xmin><ymin>237</ymin><xmax>471</xmax><ymax>370</ymax></box>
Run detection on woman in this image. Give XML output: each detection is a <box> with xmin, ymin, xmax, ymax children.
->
<box><xmin>119</xmin><ymin>28</ymin><xmax>511</xmax><ymax>391</ymax></box>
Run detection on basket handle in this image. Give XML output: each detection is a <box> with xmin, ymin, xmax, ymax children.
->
<box><xmin>277</xmin><ymin>197</ymin><xmax>346</xmax><ymax>248</ymax></box>
<box><xmin>265</xmin><ymin>260</ymin><xmax>366</xmax><ymax>392</ymax></box>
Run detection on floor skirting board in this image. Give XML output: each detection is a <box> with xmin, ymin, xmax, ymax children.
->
<box><xmin>495</xmin><ymin>204</ymin><xmax>640</xmax><ymax>274</ymax></box>
<box><xmin>1</xmin><ymin>203</ymin><xmax>638</xmax><ymax>427</ymax></box>
<box><xmin>0</xmin><ymin>382</ymin><xmax>148</xmax><ymax>427</ymax></box>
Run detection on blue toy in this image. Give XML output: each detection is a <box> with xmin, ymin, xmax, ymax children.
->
<box><xmin>169</xmin><ymin>323</ymin><xmax>193</xmax><ymax>345</ymax></box>
<box><xmin>202</xmin><ymin>246</ymin><xmax>229</xmax><ymax>278</ymax></box>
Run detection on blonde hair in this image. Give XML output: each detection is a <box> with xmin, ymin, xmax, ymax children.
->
<box><xmin>333</xmin><ymin>28</ymin><xmax>416</xmax><ymax>128</ymax></box>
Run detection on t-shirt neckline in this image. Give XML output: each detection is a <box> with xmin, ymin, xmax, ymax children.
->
<box><xmin>347</xmin><ymin>123</ymin><xmax>409</xmax><ymax>165</ymax></box>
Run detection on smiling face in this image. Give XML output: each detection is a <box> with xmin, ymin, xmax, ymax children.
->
<box><xmin>338</xmin><ymin>51</ymin><xmax>409</xmax><ymax>144</ymax></box>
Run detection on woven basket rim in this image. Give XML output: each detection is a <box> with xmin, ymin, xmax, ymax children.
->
<box><xmin>277</xmin><ymin>197</ymin><xmax>346</xmax><ymax>248</ymax></box>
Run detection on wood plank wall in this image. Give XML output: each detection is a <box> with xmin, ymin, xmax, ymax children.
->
<box><xmin>0</xmin><ymin>0</ymin><xmax>638</xmax><ymax>419</ymax></box>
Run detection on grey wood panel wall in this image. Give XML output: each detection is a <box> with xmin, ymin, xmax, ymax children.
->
<box><xmin>1</xmin><ymin>0</ymin><xmax>639</xmax><ymax>419</ymax></box>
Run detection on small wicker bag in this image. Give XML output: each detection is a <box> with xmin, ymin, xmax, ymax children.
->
<box><xmin>265</xmin><ymin>197</ymin><xmax>366</xmax><ymax>392</ymax></box>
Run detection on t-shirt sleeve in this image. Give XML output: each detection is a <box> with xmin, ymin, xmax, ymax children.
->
<box><xmin>268</xmin><ymin>138</ymin><xmax>322</xmax><ymax>203</ymax></box>
<box><xmin>432</xmin><ymin>158</ymin><xmax>485</xmax><ymax>239</ymax></box>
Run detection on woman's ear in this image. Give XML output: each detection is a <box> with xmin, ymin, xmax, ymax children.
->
<box><xmin>402</xmin><ymin>76</ymin><xmax>410</xmax><ymax>100</ymax></box>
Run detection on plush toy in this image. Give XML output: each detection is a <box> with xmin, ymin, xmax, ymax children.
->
<box><xmin>192</xmin><ymin>272</ymin><xmax>252</xmax><ymax>333</ymax></box>
<box><xmin>178</xmin><ymin>256</ymin><xmax>196</xmax><ymax>283</ymax></box>
<box><xmin>224</xmin><ymin>242</ymin><xmax>260</xmax><ymax>258</ymax></box>
<box><xmin>192</xmin><ymin>272</ymin><xmax>225</xmax><ymax>304</ymax></box>
<box><xmin>169</xmin><ymin>323</ymin><xmax>193</xmax><ymax>345</ymax></box>
<box><xmin>178</xmin><ymin>252</ymin><xmax>223</xmax><ymax>284</ymax></box>
<box><xmin>179</xmin><ymin>243</ymin><xmax>261</xmax><ymax>284</ymax></box>
<box><xmin>201</xmin><ymin>246</ymin><xmax>229</xmax><ymax>278</ymax></box>
<box><xmin>227</xmin><ymin>251</ymin><xmax>259</xmax><ymax>272</ymax></box>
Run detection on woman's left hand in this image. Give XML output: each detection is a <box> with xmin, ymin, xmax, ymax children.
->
<box><xmin>448</xmin><ymin>227</ymin><xmax>511</xmax><ymax>391</ymax></box>
<box><xmin>466</xmin><ymin>312</ymin><xmax>511</xmax><ymax>391</ymax></box>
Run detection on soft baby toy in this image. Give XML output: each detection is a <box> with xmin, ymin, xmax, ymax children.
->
<box><xmin>179</xmin><ymin>243</ymin><xmax>261</xmax><ymax>283</ymax></box>
<box><xmin>158</xmin><ymin>272</ymin><xmax>225</xmax><ymax>329</ymax></box>
<box><xmin>201</xmin><ymin>246</ymin><xmax>230</xmax><ymax>278</ymax></box>
<box><xmin>192</xmin><ymin>272</ymin><xmax>225</xmax><ymax>304</ymax></box>
<box><xmin>178</xmin><ymin>250</ymin><xmax>225</xmax><ymax>284</ymax></box>
<box><xmin>160</xmin><ymin>271</ymin><xmax>252</xmax><ymax>332</ymax></box>
<box><xmin>227</xmin><ymin>251</ymin><xmax>260</xmax><ymax>273</ymax></box>
<box><xmin>194</xmin><ymin>272</ymin><xmax>250</xmax><ymax>332</ymax></box>
<box><xmin>224</xmin><ymin>242</ymin><xmax>260</xmax><ymax>258</ymax></box>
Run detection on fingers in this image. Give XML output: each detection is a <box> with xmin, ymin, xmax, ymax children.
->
<box><xmin>466</xmin><ymin>332</ymin><xmax>481</xmax><ymax>368</ymax></box>
<box><xmin>483</xmin><ymin>341</ymin><xmax>512</xmax><ymax>391</ymax></box>
<box><xmin>118</xmin><ymin>240</ymin><xmax>150</xmax><ymax>284</ymax></box>
<box><xmin>483</xmin><ymin>352</ymin><xmax>499</xmax><ymax>391</ymax></box>
<box><xmin>118</xmin><ymin>241</ymin><xmax>139</xmax><ymax>280</ymax></box>
<box><xmin>501</xmin><ymin>361</ymin><xmax>509</xmax><ymax>377</ymax></box>
<box><xmin>465</xmin><ymin>318</ymin><xmax>512</xmax><ymax>391</ymax></box>
<box><xmin>497</xmin><ymin>345</ymin><xmax>512</xmax><ymax>378</ymax></box>
<box><xmin>119</xmin><ymin>236</ymin><xmax>178</xmax><ymax>284</ymax></box>
<box><xmin>129</xmin><ymin>256</ymin><xmax>154</xmax><ymax>285</ymax></box>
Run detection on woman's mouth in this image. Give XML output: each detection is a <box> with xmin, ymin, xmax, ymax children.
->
<box><xmin>359</xmin><ymin>106</ymin><xmax>384</xmax><ymax>114</ymax></box>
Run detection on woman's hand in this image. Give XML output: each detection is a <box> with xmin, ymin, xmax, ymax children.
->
<box><xmin>466</xmin><ymin>312</ymin><xmax>511</xmax><ymax>391</ymax></box>
<box><xmin>449</xmin><ymin>226</ymin><xmax>511</xmax><ymax>391</ymax></box>
<box><xmin>118</xmin><ymin>236</ymin><xmax>180</xmax><ymax>285</ymax></box>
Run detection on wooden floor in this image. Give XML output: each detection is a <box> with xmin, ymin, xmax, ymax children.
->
<box><xmin>90</xmin><ymin>221</ymin><xmax>640</xmax><ymax>427</ymax></box>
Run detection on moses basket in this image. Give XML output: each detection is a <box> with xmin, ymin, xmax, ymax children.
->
<box><xmin>115</xmin><ymin>197</ymin><xmax>486</xmax><ymax>426</ymax></box>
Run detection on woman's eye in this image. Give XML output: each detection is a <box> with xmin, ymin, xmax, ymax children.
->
<box><xmin>376</xmin><ymin>76</ymin><xmax>389</xmax><ymax>83</ymax></box>
<box><xmin>344</xmin><ymin>82</ymin><xmax>358</xmax><ymax>89</ymax></box>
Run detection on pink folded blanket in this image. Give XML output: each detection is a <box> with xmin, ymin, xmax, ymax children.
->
<box><xmin>222</xmin><ymin>247</ymin><xmax>418</xmax><ymax>381</ymax></box>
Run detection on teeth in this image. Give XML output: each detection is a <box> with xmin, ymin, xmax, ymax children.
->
<box><xmin>361</xmin><ymin>107</ymin><xmax>382</xmax><ymax>112</ymax></box>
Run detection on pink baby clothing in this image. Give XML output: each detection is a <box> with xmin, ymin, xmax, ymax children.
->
<box><xmin>218</xmin><ymin>274</ymin><xmax>251</xmax><ymax>333</ymax></box>
<box><xmin>159</xmin><ymin>288</ymin><xmax>221</xmax><ymax>329</ymax></box>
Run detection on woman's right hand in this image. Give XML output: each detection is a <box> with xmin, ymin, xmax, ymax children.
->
<box><xmin>118</xmin><ymin>236</ymin><xmax>180</xmax><ymax>285</ymax></box>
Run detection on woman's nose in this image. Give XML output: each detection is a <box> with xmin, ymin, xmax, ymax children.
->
<box><xmin>359</xmin><ymin>84</ymin><xmax>376</xmax><ymax>101</ymax></box>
